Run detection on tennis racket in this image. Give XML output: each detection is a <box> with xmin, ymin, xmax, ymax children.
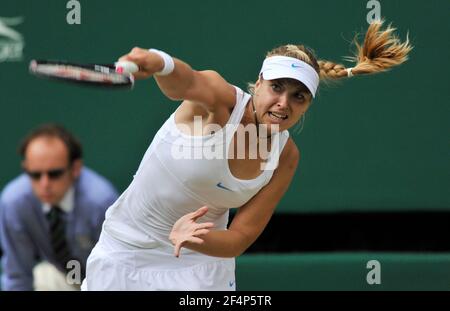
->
<box><xmin>29</xmin><ymin>60</ymin><xmax>139</xmax><ymax>89</ymax></box>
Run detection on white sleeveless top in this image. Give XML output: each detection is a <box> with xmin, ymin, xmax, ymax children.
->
<box><xmin>103</xmin><ymin>86</ymin><xmax>290</xmax><ymax>248</ymax></box>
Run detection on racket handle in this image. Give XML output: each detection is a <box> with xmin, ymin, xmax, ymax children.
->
<box><xmin>115</xmin><ymin>61</ymin><xmax>139</xmax><ymax>74</ymax></box>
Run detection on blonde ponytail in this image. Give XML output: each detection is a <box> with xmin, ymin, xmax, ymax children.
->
<box><xmin>319</xmin><ymin>20</ymin><xmax>413</xmax><ymax>81</ymax></box>
<box><xmin>249</xmin><ymin>20</ymin><xmax>412</xmax><ymax>95</ymax></box>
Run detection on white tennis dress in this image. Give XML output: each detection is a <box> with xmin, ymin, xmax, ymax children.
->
<box><xmin>82</xmin><ymin>86</ymin><xmax>289</xmax><ymax>290</ymax></box>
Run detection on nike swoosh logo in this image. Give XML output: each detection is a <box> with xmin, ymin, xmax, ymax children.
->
<box><xmin>291</xmin><ymin>63</ymin><xmax>301</xmax><ymax>68</ymax></box>
<box><xmin>229</xmin><ymin>281</ymin><xmax>235</xmax><ymax>287</ymax></box>
<box><xmin>216</xmin><ymin>182</ymin><xmax>233</xmax><ymax>192</ymax></box>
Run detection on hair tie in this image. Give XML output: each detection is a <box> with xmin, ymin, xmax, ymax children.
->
<box><xmin>346</xmin><ymin>68</ymin><xmax>354</xmax><ymax>78</ymax></box>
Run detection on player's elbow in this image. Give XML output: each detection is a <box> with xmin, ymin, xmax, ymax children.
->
<box><xmin>164</xmin><ymin>93</ymin><xmax>183</xmax><ymax>101</ymax></box>
<box><xmin>160</xmin><ymin>88</ymin><xmax>185</xmax><ymax>101</ymax></box>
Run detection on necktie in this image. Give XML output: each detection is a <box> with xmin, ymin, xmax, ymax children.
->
<box><xmin>47</xmin><ymin>206</ymin><xmax>73</xmax><ymax>272</ymax></box>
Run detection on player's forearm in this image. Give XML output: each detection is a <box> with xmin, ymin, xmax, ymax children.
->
<box><xmin>153</xmin><ymin>58</ymin><xmax>197</xmax><ymax>101</ymax></box>
<box><xmin>182</xmin><ymin>229</ymin><xmax>252</xmax><ymax>258</ymax></box>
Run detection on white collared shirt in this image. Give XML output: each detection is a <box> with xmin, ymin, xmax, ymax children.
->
<box><xmin>42</xmin><ymin>186</ymin><xmax>75</xmax><ymax>214</ymax></box>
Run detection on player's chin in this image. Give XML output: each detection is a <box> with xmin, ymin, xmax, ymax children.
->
<box><xmin>263</xmin><ymin>121</ymin><xmax>290</xmax><ymax>134</ymax></box>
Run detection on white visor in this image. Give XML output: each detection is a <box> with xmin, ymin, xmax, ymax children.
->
<box><xmin>259</xmin><ymin>56</ymin><xmax>320</xmax><ymax>98</ymax></box>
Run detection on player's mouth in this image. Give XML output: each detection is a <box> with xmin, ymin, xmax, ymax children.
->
<box><xmin>268</xmin><ymin>111</ymin><xmax>288</xmax><ymax>123</ymax></box>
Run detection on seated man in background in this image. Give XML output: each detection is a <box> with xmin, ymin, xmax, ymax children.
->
<box><xmin>0</xmin><ymin>124</ymin><xmax>118</xmax><ymax>290</ymax></box>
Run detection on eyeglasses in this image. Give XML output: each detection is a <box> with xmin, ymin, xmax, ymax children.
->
<box><xmin>25</xmin><ymin>167</ymin><xmax>69</xmax><ymax>181</ymax></box>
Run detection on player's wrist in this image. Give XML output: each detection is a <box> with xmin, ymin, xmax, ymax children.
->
<box><xmin>149</xmin><ymin>48</ymin><xmax>175</xmax><ymax>76</ymax></box>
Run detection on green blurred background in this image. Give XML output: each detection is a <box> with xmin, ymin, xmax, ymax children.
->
<box><xmin>1</xmin><ymin>0</ymin><xmax>449</xmax><ymax>290</ymax></box>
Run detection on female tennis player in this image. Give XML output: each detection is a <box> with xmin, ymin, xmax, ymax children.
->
<box><xmin>82</xmin><ymin>21</ymin><xmax>411</xmax><ymax>290</ymax></box>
